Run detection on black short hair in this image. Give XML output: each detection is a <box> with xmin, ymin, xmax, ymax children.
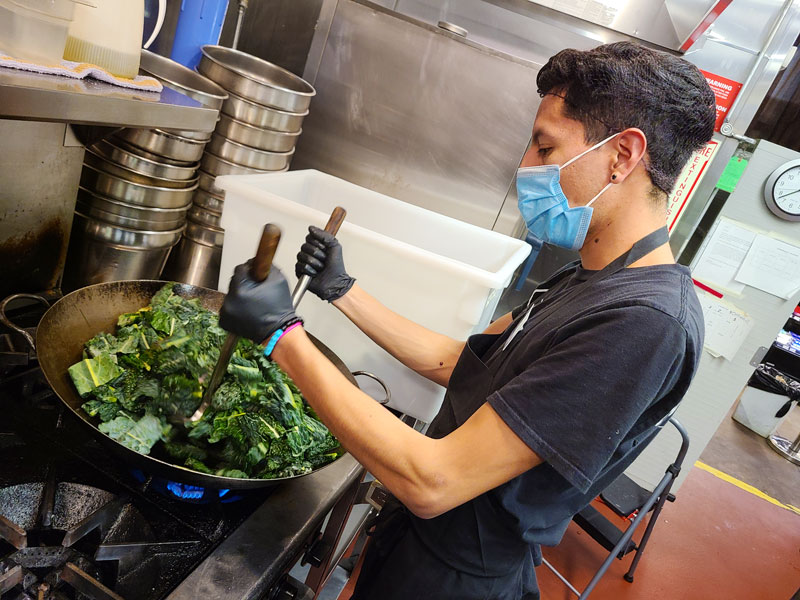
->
<box><xmin>537</xmin><ymin>42</ymin><xmax>716</xmax><ymax>196</ymax></box>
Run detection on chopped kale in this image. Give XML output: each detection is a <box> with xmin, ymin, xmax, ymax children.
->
<box><xmin>68</xmin><ymin>283</ymin><xmax>341</xmax><ymax>479</ymax></box>
<box><xmin>164</xmin><ymin>441</ymin><xmax>208</xmax><ymax>462</ymax></box>
<box><xmin>81</xmin><ymin>398</ymin><xmax>121</xmax><ymax>422</ymax></box>
<box><xmin>216</xmin><ymin>468</ymin><xmax>249</xmax><ymax>479</ymax></box>
<box><xmin>184</xmin><ymin>457</ymin><xmax>213</xmax><ymax>474</ymax></box>
<box><xmin>68</xmin><ymin>355</ymin><xmax>123</xmax><ymax>397</ymax></box>
<box><xmin>98</xmin><ymin>414</ymin><xmax>169</xmax><ymax>454</ymax></box>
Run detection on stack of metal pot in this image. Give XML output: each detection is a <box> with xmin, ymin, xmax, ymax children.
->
<box><xmin>161</xmin><ymin>45</ymin><xmax>315</xmax><ymax>289</ymax></box>
<box><xmin>62</xmin><ymin>51</ymin><xmax>227</xmax><ymax>292</ymax></box>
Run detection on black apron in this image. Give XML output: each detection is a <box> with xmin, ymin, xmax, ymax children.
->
<box><xmin>350</xmin><ymin>228</ymin><xmax>670</xmax><ymax>600</ymax></box>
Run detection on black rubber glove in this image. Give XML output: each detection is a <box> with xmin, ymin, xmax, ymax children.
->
<box><xmin>295</xmin><ymin>225</ymin><xmax>356</xmax><ymax>302</ymax></box>
<box><xmin>219</xmin><ymin>261</ymin><xmax>300</xmax><ymax>344</ymax></box>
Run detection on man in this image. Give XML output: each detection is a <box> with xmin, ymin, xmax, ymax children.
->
<box><xmin>220</xmin><ymin>42</ymin><xmax>715</xmax><ymax>599</ymax></box>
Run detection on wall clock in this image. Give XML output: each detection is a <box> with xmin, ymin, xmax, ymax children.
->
<box><xmin>764</xmin><ymin>158</ymin><xmax>800</xmax><ymax>222</ymax></box>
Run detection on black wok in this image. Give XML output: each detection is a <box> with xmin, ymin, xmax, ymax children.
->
<box><xmin>34</xmin><ymin>280</ymin><xmax>356</xmax><ymax>490</ymax></box>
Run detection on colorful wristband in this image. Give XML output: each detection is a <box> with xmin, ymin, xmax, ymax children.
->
<box><xmin>263</xmin><ymin>321</ymin><xmax>303</xmax><ymax>358</ymax></box>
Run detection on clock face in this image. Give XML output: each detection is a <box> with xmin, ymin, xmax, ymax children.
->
<box><xmin>773</xmin><ymin>166</ymin><xmax>800</xmax><ymax>216</ymax></box>
<box><xmin>765</xmin><ymin>159</ymin><xmax>800</xmax><ymax>221</ymax></box>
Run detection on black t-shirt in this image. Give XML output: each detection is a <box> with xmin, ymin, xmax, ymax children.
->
<box><xmin>491</xmin><ymin>263</ymin><xmax>703</xmax><ymax>492</ymax></box>
<box><xmin>412</xmin><ymin>262</ymin><xmax>704</xmax><ymax>578</ymax></box>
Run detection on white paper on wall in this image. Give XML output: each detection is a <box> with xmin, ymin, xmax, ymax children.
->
<box><xmin>734</xmin><ymin>234</ymin><xmax>800</xmax><ymax>299</ymax></box>
<box><xmin>697</xmin><ymin>292</ymin><xmax>755</xmax><ymax>361</ymax></box>
<box><xmin>692</xmin><ymin>218</ymin><xmax>757</xmax><ymax>294</ymax></box>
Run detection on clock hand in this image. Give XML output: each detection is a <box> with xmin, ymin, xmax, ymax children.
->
<box><xmin>777</xmin><ymin>188</ymin><xmax>800</xmax><ymax>200</ymax></box>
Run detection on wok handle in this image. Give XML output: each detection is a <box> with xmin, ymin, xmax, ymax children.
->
<box><xmin>250</xmin><ymin>223</ymin><xmax>282</xmax><ymax>282</ymax></box>
<box><xmin>0</xmin><ymin>293</ymin><xmax>51</xmax><ymax>352</ymax></box>
<box><xmin>292</xmin><ymin>206</ymin><xmax>347</xmax><ymax>308</ymax></box>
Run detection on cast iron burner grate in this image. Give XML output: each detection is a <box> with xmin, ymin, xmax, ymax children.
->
<box><xmin>0</xmin><ymin>363</ymin><xmax>273</xmax><ymax>600</ymax></box>
<box><xmin>0</xmin><ymin>477</ymin><xmax>200</xmax><ymax>600</ymax></box>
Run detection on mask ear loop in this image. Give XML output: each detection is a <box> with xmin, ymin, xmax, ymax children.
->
<box><xmin>586</xmin><ymin>181</ymin><xmax>614</xmax><ymax>207</ymax></box>
<box><xmin>563</xmin><ymin>132</ymin><xmax>619</xmax><ymax>207</ymax></box>
<box><xmin>560</xmin><ymin>132</ymin><xmax>620</xmax><ymax>170</ymax></box>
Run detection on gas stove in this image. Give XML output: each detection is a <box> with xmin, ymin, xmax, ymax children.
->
<box><xmin>0</xmin><ymin>367</ymin><xmax>272</xmax><ymax>600</ymax></box>
<box><xmin>0</xmin><ymin>300</ymin><xmax>364</xmax><ymax>600</ymax></box>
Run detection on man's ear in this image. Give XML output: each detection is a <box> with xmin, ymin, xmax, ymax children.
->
<box><xmin>609</xmin><ymin>128</ymin><xmax>647</xmax><ymax>183</ymax></box>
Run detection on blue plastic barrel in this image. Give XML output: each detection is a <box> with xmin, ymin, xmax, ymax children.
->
<box><xmin>170</xmin><ymin>0</ymin><xmax>230</xmax><ymax>70</ymax></box>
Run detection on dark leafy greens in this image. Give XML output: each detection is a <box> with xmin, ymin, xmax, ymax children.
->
<box><xmin>68</xmin><ymin>283</ymin><xmax>342</xmax><ymax>479</ymax></box>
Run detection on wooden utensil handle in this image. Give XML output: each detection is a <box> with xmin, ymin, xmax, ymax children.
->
<box><xmin>250</xmin><ymin>223</ymin><xmax>282</xmax><ymax>282</ymax></box>
<box><xmin>324</xmin><ymin>206</ymin><xmax>347</xmax><ymax>236</ymax></box>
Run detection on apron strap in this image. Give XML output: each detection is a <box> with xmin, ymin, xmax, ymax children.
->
<box><xmin>497</xmin><ymin>227</ymin><xmax>671</xmax><ymax>355</ymax></box>
<box><xmin>623</xmin><ymin>227</ymin><xmax>670</xmax><ymax>267</ymax></box>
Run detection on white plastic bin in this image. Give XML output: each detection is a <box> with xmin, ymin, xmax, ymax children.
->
<box><xmin>217</xmin><ymin>170</ymin><xmax>530</xmax><ymax>423</ymax></box>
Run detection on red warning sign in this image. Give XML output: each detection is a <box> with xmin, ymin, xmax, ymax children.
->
<box><xmin>700</xmin><ymin>70</ymin><xmax>743</xmax><ymax>132</ymax></box>
<box><xmin>666</xmin><ymin>140</ymin><xmax>719</xmax><ymax>232</ymax></box>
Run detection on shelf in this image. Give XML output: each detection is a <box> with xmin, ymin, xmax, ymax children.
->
<box><xmin>0</xmin><ymin>66</ymin><xmax>217</xmax><ymax>131</ymax></box>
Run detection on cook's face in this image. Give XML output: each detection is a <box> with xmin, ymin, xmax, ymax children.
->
<box><xmin>520</xmin><ymin>94</ymin><xmax>612</xmax><ymax>208</ymax></box>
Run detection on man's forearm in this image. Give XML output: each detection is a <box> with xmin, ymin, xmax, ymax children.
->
<box><xmin>271</xmin><ymin>327</ymin><xmax>543</xmax><ymax>520</ymax></box>
<box><xmin>271</xmin><ymin>327</ymin><xmax>443</xmax><ymax>515</ymax></box>
<box><xmin>332</xmin><ymin>284</ymin><xmax>464</xmax><ymax>387</ymax></box>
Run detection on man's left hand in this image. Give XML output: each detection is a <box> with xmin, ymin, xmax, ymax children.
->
<box><xmin>219</xmin><ymin>261</ymin><xmax>299</xmax><ymax>344</ymax></box>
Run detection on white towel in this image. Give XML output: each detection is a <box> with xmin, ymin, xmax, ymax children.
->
<box><xmin>0</xmin><ymin>52</ymin><xmax>163</xmax><ymax>92</ymax></box>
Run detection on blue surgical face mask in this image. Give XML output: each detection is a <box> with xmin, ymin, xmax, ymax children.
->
<box><xmin>516</xmin><ymin>133</ymin><xmax>618</xmax><ymax>251</ymax></box>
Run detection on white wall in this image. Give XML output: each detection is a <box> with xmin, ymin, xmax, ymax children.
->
<box><xmin>626</xmin><ymin>140</ymin><xmax>800</xmax><ymax>492</ymax></box>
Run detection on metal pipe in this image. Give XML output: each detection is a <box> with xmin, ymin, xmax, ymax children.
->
<box><xmin>721</xmin><ymin>0</ymin><xmax>795</xmax><ymax>136</ymax></box>
<box><xmin>232</xmin><ymin>0</ymin><xmax>249</xmax><ymax>49</ymax></box>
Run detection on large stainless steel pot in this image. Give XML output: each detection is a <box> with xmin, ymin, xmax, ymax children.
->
<box><xmin>113</xmin><ymin>139</ymin><xmax>198</xmax><ymax>167</ymax></box>
<box><xmin>140</xmin><ymin>50</ymin><xmax>225</xmax><ymax>141</ymax></box>
<box><xmin>194</xmin><ymin>188</ymin><xmax>224</xmax><ymax>214</ymax></box>
<box><xmin>116</xmin><ymin>128</ymin><xmax>207</xmax><ymax>163</ymax></box>
<box><xmin>200</xmin><ymin>151</ymin><xmax>268</xmax><ymax>177</ymax></box>
<box><xmin>91</xmin><ymin>139</ymin><xmax>199</xmax><ymax>181</ymax></box>
<box><xmin>140</xmin><ymin>49</ymin><xmax>228</xmax><ymax>111</ymax></box>
<box><xmin>35</xmin><ymin>280</ymin><xmax>353</xmax><ymax>489</ymax></box>
<box><xmin>84</xmin><ymin>149</ymin><xmax>198</xmax><ymax>190</ymax></box>
<box><xmin>161</xmin><ymin>236</ymin><xmax>222</xmax><ymax>289</ymax></box>
<box><xmin>222</xmin><ymin>91</ymin><xmax>307</xmax><ymax>132</ymax></box>
<box><xmin>76</xmin><ymin>187</ymin><xmax>190</xmax><ymax>231</ymax></box>
<box><xmin>216</xmin><ymin>113</ymin><xmax>301</xmax><ymax>152</ymax></box>
<box><xmin>207</xmin><ymin>134</ymin><xmax>294</xmax><ymax>171</ymax></box>
<box><xmin>185</xmin><ymin>219</ymin><xmax>224</xmax><ymax>247</ymax></box>
<box><xmin>81</xmin><ymin>163</ymin><xmax>198</xmax><ymax>208</ymax></box>
<box><xmin>62</xmin><ymin>214</ymin><xmax>183</xmax><ymax>291</ymax></box>
<box><xmin>198</xmin><ymin>45</ymin><xmax>315</xmax><ymax>113</ymax></box>
<box><xmin>198</xmin><ymin>170</ymin><xmax>226</xmax><ymax>197</ymax></box>
<box><xmin>163</xmin><ymin>127</ymin><xmax>215</xmax><ymax>142</ymax></box>
<box><xmin>188</xmin><ymin>203</ymin><xmax>222</xmax><ymax>228</ymax></box>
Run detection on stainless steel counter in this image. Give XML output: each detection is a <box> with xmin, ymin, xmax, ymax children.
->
<box><xmin>0</xmin><ymin>66</ymin><xmax>218</xmax><ymax>131</ymax></box>
<box><xmin>167</xmin><ymin>454</ymin><xmax>364</xmax><ymax>599</ymax></box>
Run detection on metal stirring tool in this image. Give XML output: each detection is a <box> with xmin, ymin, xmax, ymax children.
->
<box><xmin>186</xmin><ymin>206</ymin><xmax>347</xmax><ymax>425</ymax></box>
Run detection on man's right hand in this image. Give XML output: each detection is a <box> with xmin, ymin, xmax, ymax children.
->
<box><xmin>295</xmin><ymin>226</ymin><xmax>356</xmax><ymax>302</ymax></box>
